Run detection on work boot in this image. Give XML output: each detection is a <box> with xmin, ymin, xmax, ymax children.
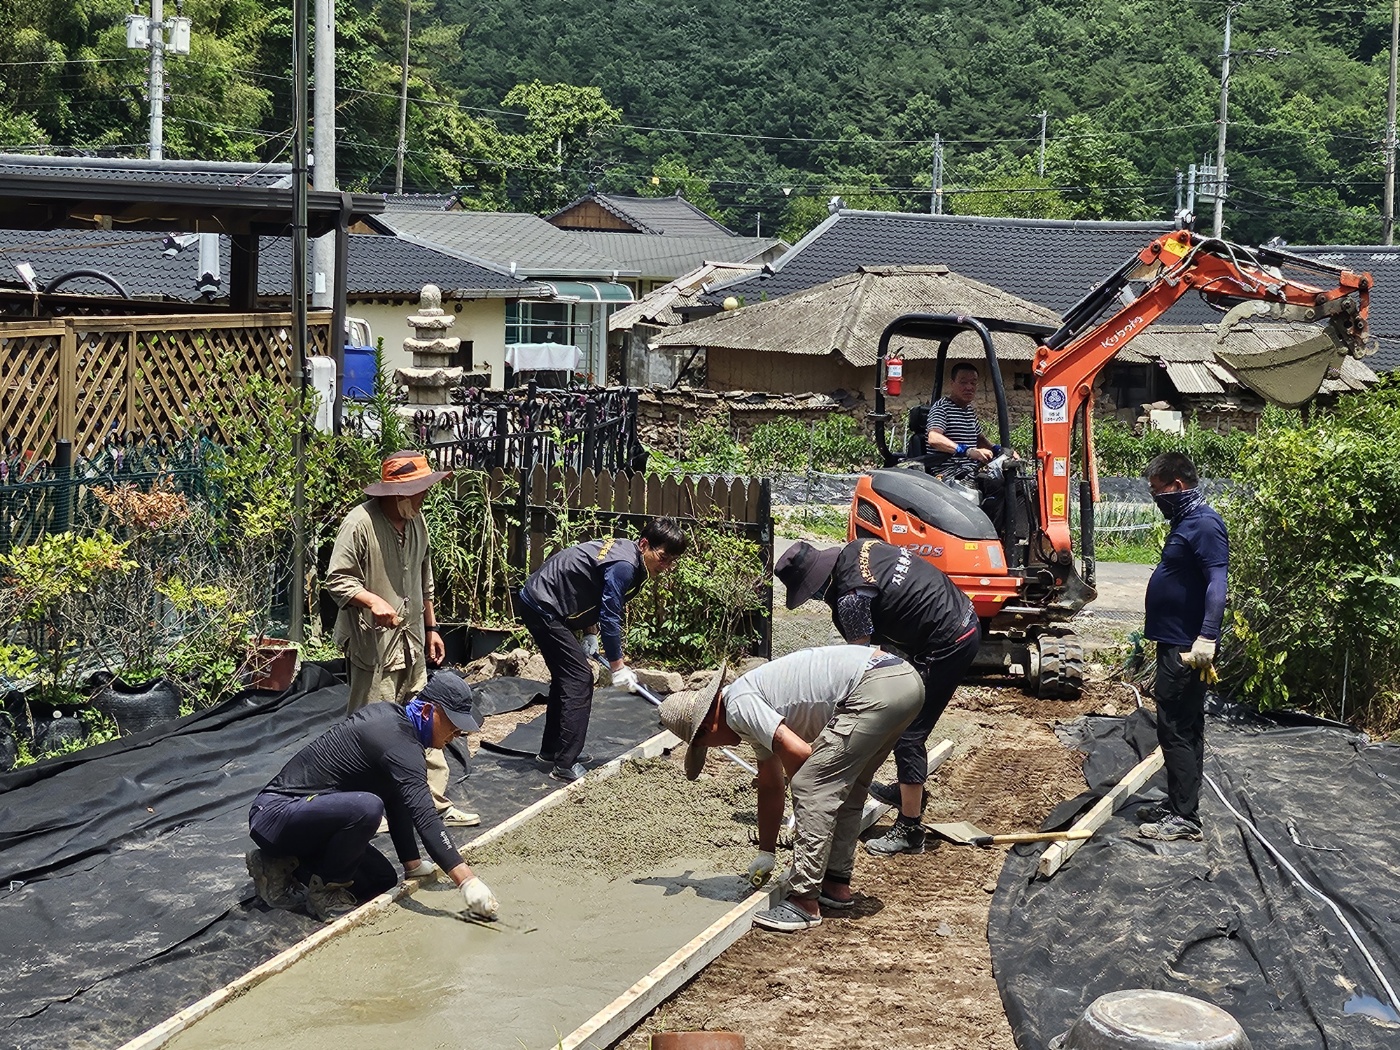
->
<box><xmin>864</xmin><ymin>816</ymin><xmax>927</xmax><ymax>856</ymax></box>
<box><xmin>306</xmin><ymin>874</ymin><xmax>359</xmax><ymax>922</ymax></box>
<box><xmin>1139</xmin><ymin>814</ymin><xmax>1202</xmax><ymax>842</ymax></box>
<box><xmin>538</xmin><ymin>751</ymin><xmax>593</xmax><ymax>766</ymax></box>
<box><xmin>245</xmin><ymin>848</ymin><xmax>302</xmax><ymax>909</ymax></box>
<box><xmin>868</xmin><ymin>781</ymin><xmax>929</xmax><ymax>811</ymax></box>
<box><xmin>549</xmin><ymin>761</ymin><xmax>589</xmax><ymax>783</ymax></box>
<box><xmin>1134</xmin><ymin>803</ymin><xmax>1172</xmax><ymax>824</ymax></box>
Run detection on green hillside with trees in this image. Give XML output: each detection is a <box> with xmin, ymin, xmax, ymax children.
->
<box><xmin>2</xmin><ymin>0</ymin><xmax>1393</xmax><ymax>244</ymax></box>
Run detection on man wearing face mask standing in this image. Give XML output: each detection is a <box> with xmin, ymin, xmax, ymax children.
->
<box><xmin>325</xmin><ymin>450</ymin><xmax>478</xmax><ymax>827</ymax></box>
<box><xmin>1139</xmin><ymin>452</ymin><xmax>1229</xmax><ymax>843</ymax></box>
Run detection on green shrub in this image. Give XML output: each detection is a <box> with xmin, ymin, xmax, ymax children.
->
<box><xmin>1221</xmin><ymin>385</ymin><xmax>1400</xmax><ymax>732</ymax></box>
<box><xmin>746</xmin><ymin>419</ymin><xmax>809</xmax><ymax>474</ymax></box>
<box><xmin>626</xmin><ymin>522</ymin><xmax>768</xmax><ymax>667</ymax></box>
<box><xmin>1090</xmin><ymin>417</ymin><xmax>1251</xmax><ymax>478</ymax></box>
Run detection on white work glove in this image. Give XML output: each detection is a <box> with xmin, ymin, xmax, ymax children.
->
<box><xmin>461</xmin><ymin>876</ymin><xmax>499</xmax><ymax>920</ymax></box>
<box><xmin>746</xmin><ymin>850</ymin><xmax>776</xmax><ymax>889</ymax></box>
<box><xmin>1182</xmin><ymin>636</ymin><xmax>1217</xmax><ymax>670</ymax></box>
<box><xmin>611</xmin><ymin>664</ymin><xmax>639</xmax><ymax>693</ymax></box>
<box><xmin>581</xmin><ymin>633</ymin><xmax>601</xmax><ymax>658</ymax></box>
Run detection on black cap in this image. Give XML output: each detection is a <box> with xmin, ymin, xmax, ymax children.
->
<box><xmin>418</xmin><ymin>671</ymin><xmax>480</xmax><ymax>733</ymax></box>
<box><xmin>774</xmin><ymin>541</ymin><xmax>843</xmax><ymax>610</ymax></box>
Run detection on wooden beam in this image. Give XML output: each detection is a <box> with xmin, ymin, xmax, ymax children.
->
<box><xmin>115</xmin><ymin>729</ymin><xmax>681</xmax><ymax>1050</ymax></box>
<box><xmin>559</xmin><ymin>739</ymin><xmax>957</xmax><ymax>1050</ymax></box>
<box><xmin>1037</xmin><ymin>746</ymin><xmax>1164</xmax><ymax>879</ymax></box>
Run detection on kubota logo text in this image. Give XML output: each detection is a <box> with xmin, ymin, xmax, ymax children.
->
<box><xmin>1098</xmin><ymin>315</ymin><xmax>1144</xmax><ymax>351</ymax></box>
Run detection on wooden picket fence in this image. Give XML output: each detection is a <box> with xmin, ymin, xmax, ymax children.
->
<box><xmin>447</xmin><ymin>466</ymin><xmax>774</xmax><ymax>658</ymax></box>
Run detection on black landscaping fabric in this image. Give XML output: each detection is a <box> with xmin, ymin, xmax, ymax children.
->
<box><xmin>990</xmin><ymin>706</ymin><xmax>1400</xmax><ymax>1050</ymax></box>
<box><xmin>0</xmin><ymin>665</ymin><xmax>664</xmax><ymax>1050</ymax></box>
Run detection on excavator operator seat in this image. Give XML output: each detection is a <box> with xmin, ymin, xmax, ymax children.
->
<box><xmin>905</xmin><ymin>404</ymin><xmax>930</xmax><ymax>458</ymax></box>
<box><xmin>862</xmin><ymin>468</ymin><xmax>998</xmax><ymax>542</ymax></box>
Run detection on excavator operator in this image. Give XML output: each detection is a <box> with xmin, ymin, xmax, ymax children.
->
<box><xmin>922</xmin><ymin>362</ymin><xmax>1003</xmax><ymax>482</ymax></box>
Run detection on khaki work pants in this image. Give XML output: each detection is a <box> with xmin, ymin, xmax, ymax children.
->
<box><xmin>788</xmin><ymin>662</ymin><xmax>924</xmax><ymax>898</ymax></box>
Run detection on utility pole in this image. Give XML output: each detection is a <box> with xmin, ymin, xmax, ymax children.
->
<box><xmin>931</xmin><ymin>134</ymin><xmax>944</xmax><ymax>215</ymax></box>
<box><xmin>125</xmin><ymin>0</ymin><xmax>191</xmax><ymax>160</ymax></box>
<box><xmin>290</xmin><ymin>0</ymin><xmax>310</xmax><ymax>644</ymax></box>
<box><xmin>1037</xmin><ymin>111</ymin><xmax>1048</xmax><ymax>177</ymax></box>
<box><xmin>394</xmin><ymin>0</ymin><xmax>411</xmax><ymax>195</ymax></box>
<box><xmin>311</xmin><ymin>0</ymin><xmax>336</xmax><ymax>311</ymax></box>
<box><xmin>1385</xmin><ymin>0</ymin><xmax>1398</xmax><ymax>244</ymax></box>
<box><xmin>1212</xmin><ymin>2</ymin><xmax>1237</xmax><ymax>239</ymax></box>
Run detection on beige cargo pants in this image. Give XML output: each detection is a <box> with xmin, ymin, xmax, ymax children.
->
<box><xmin>788</xmin><ymin>661</ymin><xmax>924</xmax><ymax>898</ymax></box>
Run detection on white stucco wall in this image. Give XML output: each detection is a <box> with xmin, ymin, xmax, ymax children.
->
<box><xmin>348</xmin><ymin>297</ymin><xmax>508</xmax><ymax>388</ymax></box>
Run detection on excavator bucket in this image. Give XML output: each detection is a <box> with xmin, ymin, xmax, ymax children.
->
<box><xmin>1214</xmin><ymin>316</ymin><xmax>1362</xmax><ymax>409</ymax></box>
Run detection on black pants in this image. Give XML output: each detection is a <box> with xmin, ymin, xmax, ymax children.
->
<box><xmin>249</xmin><ymin>789</ymin><xmax>395</xmax><ymax>898</ymax></box>
<box><xmin>893</xmin><ymin>622</ymin><xmax>982</xmax><ymax>784</ymax></box>
<box><xmin>1154</xmin><ymin>644</ymin><xmax>1208</xmax><ymax>822</ymax></box>
<box><xmin>518</xmin><ymin>599</ymin><xmax>594</xmax><ymax>768</ymax></box>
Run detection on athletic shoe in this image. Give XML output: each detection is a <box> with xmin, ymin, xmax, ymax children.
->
<box><xmin>1139</xmin><ymin>814</ymin><xmax>1203</xmax><ymax>842</ymax></box>
<box><xmin>864</xmin><ymin>817</ymin><xmax>927</xmax><ymax>856</ymax></box>
<box><xmin>440</xmin><ymin>806</ymin><xmax>481</xmax><ymax>827</ymax></box>
<box><xmin>306</xmin><ymin>874</ymin><xmax>359</xmax><ymax>921</ymax></box>
<box><xmin>752</xmin><ymin>898</ymin><xmax>823</xmax><ymax>932</ymax></box>
<box><xmin>404</xmin><ymin>861</ymin><xmax>438</xmax><ymax>880</ymax></box>
<box><xmin>245</xmin><ymin>848</ymin><xmax>302</xmax><ymax>909</ymax></box>
<box><xmin>550</xmin><ymin>762</ymin><xmax>588</xmax><ymax>783</ymax></box>
<box><xmin>868</xmin><ymin>781</ymin><xmax>929</xmax><ymax>811</ymax></box>
<box><xmin>1134</xmin><ymin>803</ymin><xmax>1172</xmax><ymax>824</ymax></box>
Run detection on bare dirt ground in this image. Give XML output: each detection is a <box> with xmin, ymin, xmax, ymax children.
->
<box><xmin>616</xmin><ymin>677</ymin><xmax>1128</xmax><ymax>1050</ymax></box>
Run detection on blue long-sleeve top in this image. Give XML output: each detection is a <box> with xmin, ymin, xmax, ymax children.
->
<box><xmin>1145</xmin><ymin>503</ymin><xmax>1229</xmax><ymax>647</ymax></box>
<box><xmin>598</xmin><ymin>559</ymin><xmax>643</xmax><ymax>662</ymax></box>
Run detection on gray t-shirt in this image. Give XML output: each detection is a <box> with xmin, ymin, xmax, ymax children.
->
<box><xmin>722</xmin><ymin>645</ymin><xmax>877</xmax><ymax>759</ymax></box>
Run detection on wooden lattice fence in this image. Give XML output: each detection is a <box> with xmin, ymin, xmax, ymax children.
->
<box><xmin>0</xmin><ymin>312</ymin><xmax>330</xmax><ymax>458</ymax></box>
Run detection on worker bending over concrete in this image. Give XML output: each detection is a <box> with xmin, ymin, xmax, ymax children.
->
<box><xmin>245</xmin><ymin>671</ymin><xmax>499</xmax><ymax>923</ymax></box>
<box><xmin>659</xmin><ymin>646</ymin><xmax>923</xmax><ymax>933</ymax></box>
<box><xmin>516</xmin><ymin>517</ymin><xmax>688</xmax><ymax>783</ymax></box>
<box><xmin>776</xmin><ymin>539</ymin><xmax>979</xmax><ymax>855</ymax></box>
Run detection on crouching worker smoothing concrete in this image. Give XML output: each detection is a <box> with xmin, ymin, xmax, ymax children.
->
<box><xmin>516</xmin><ymin>517</ymin><xmax>688</xmax><ymax>783</ymax></box>
<box><xmin>659</xmin><ymin>646</ymin><xmax>923</xmax><ymax>933</ymax></box>
<box><xmin>245</xmin><ymin>671</ymin><xmax>500</xmax><ymax>923</ymax></box>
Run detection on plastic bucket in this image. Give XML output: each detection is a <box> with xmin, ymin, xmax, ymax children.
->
<box><xmin>1050</xmin><ymin>989</ymin><xmax>1251</xmax><ymax>1050</ymax></box>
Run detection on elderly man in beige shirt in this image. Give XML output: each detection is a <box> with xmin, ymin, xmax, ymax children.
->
<box><xmin>325</xmin><ymin>450</ymin><xmax>478</xmax><ymax>827</ymax></box>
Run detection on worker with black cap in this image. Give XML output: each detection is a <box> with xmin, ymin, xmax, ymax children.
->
<box><xmin>774</xmin><ymin>539</ymin><xmax>980</xmax><ymax>856</ymax></box>
<box><xmin>659</xmin><ymin>646</ymin><xmax>923</xmax><ymax>933</ymax></box>
<box><xmin>245</xmin><ymin>670</ymin><xmax>499</xmax><ymax>923</ymax></box>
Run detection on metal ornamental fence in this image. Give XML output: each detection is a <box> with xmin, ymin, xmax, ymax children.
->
<box><xmin>405</xmin><ymin>383</ymin><xmax>644</xmax><ymax>475</ymax></box>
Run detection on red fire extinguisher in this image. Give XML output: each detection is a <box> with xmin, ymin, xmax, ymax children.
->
<box><xmin>885</xmin><ymin>354</ymin><xmax>904</xmax><ymax>397</ymax></box>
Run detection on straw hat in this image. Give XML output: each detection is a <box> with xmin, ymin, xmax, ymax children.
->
<box><xmin>657</xmin><ymin>661</ymin><xmax>728</xmax><ymax>780</ymax></box>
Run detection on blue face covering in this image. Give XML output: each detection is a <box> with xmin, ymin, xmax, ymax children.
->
<box><xmin>404</xmin><ymin>697</ymin><xmax>436</xmax><ymax>746</ymax></box>
<box><xmin>1153</xmin><ymin>487</ymin><xmax>1203</xmax><ymax>526</ymax></box>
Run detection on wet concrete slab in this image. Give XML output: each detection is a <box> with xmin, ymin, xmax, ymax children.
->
<box><xmin>166</xmin><ymin>858</ymin><xmax>744</xmax><ymax>1050</ymax></box>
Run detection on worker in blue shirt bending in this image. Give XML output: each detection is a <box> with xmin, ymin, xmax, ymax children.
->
<box><xmin>1139</xmin><ymin>452</ymin><xmax>1229</xmax><ymax>843</ymax></box>
<box><xmin>515</xmin><ymin>518</ymin><xmax>689</xmax><ymax>782</ymax></box>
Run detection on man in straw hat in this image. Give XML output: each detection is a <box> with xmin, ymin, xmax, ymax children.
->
<box><xmin>246</xmin><ymin>670</ymin><xmax>499</xmax><ymax>923</ymax></box>
<box><xmin>775</xmin><ymin>540</ymin><xmax>979</xmax><ymax>856</ymax></box>
<box><xmin>325</xmin><ymin>450</ymin><xmax>479</xmax><ymax>827</ymax></box>
<box><xmin>658</xmin><ymin>645</ymin><xmax>923</xmax><ymax>932</ymax></box>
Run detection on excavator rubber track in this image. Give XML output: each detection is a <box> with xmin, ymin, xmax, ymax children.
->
<box><xmin>1034</xmin><ymin>634</ymin><xmax>1085</xmax><ymax>700</ymax></box>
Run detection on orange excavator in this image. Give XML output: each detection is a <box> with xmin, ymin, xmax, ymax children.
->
<box><xmin>849</xmin><ymin>229</ymin><xmax>1374</xmax><ymax>698</ymax></box>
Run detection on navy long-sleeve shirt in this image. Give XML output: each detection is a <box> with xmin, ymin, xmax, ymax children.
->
<box><xmin>260</xmin><ymin>703</ymin><xmax>464</xmax><ymax>874</ymax></box>
<box><xmin>1145</xmin><ymin>502</ymin><xmax>1229</xmax><ymax>647</ymax></box>
<box><xmin>597</xmin><ymin>559</ymin><xmax>642</xmax><ymax>662</ymax></box>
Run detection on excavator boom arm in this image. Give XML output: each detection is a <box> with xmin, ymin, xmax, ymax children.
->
<box><xmin>1029</xmin><ymin>230</ymin><xmax>1372</xmax><ymax>559</ymax></box>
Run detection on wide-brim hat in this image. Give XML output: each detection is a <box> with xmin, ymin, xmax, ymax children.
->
<box><xmin>419</xmin><ymin>671</ymin><xmax>480</xmax><ymax>733</ymax></box>
<box><xmin>364</xmin><ymin>450</ymin><xmax>452</xmax><ymax>497</ymax></box>
<box><xmin>774</xmin><ymin>541</ymin><xmax>842</xmax><ymax>610</ymax></box>
<box><xmin>657</xmin><ymin>661</ymin><xmax>728</xmax><ymax>781</ymax></box>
